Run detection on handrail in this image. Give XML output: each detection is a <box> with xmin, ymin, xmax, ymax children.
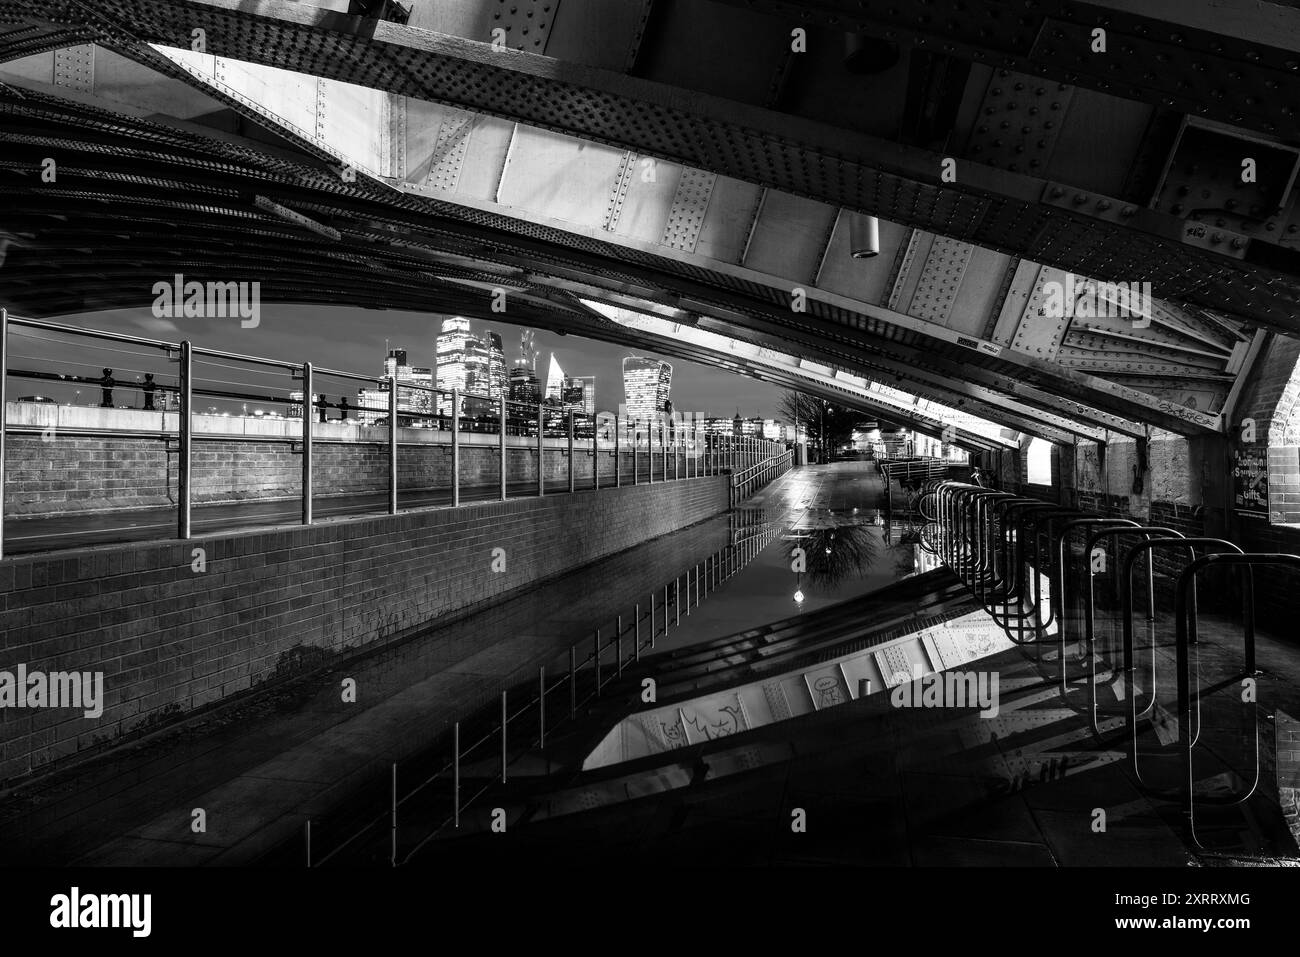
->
<box><xmin>1174</xmin><ymin>553</ymin><xmax>1288</xmax><ymax>847</ymax></box>
<box><xmin>926</xmin><ymin>475</ymin><xmax>1300</xmax><ymax>854</ymax></box>
<box><xmin>0</xmin><ymin>310</ymin><xmax>769</xmax><ymax>557</ymax></box>
<box><xmin>1053</xmin><ymin>517</ymin><xmax>1142</xmax><ymax>702</ymax></box>
<box><xmin>306</xmin><ymin>518</ymin><xmax>782</xmax><ymax>866</ymax></box>
<box><xmin>1121</xmin><ymin>535</ymin><xmax>1243</xmax><ymax>788</ymax></box>
<box><xmin>730</xmin><ymin>449</ymin><xmax>793</xmax><ymax>506</ymax></box>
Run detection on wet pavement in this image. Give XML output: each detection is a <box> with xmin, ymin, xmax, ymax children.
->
<box><xmin>653</xmin><ymin>463</ymin><xmax>915</xmax><ymax>652</ymax></box>
<box><xmin>0</xmin><ymin>462</ymin><xmax>899</xmax><ymax>865</ymax></box>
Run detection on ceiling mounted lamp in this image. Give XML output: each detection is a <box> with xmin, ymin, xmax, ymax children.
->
<box><xmin>844</xmin><ymin>33</ymin><xmax>902</xmax><ymax>75</ymax></box>
<box><xmin>849</xmin><ymin>212</ymin><xmax>880</xmax><ymax>259</ymax></box>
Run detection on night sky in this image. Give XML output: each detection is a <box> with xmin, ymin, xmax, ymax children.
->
<box><xmin>16</xmin><ymin>304</ymin><xmax>789</xmax><ymax>418</ymax></box>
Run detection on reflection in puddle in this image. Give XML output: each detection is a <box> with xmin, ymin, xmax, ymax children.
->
<box><xmin>782</xmin><ymin>508</ymin><xmax>915</xmax><ymax>601</ymax></box>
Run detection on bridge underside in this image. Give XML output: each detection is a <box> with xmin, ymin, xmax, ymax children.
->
<box><xmin>1</xmin><ymin>0</ymin><xmax>1298</xmax><ymax>448</ymax></box>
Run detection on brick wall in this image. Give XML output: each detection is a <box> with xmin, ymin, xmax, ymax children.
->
<box><xmin>5</xmin><ymin>432</ymin><xmax>709</xmax><ymax>517</ymax></box>
<box><xmin>0</xmin><ymin>475</ymin><xmax>731</xmax><ymax>784</ymax></box>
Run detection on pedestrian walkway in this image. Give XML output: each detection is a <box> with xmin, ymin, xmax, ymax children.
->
<box><xmin>0</xmin><ymin>462</ymin><xmax>892</xmax><ymax>865</ymax></box>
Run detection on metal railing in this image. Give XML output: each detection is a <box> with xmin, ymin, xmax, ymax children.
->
<box><xmin>0</xmin><ymin>310</ymin><xmax>791</xmax><ymax>557</ymax></box>
<box><xmin>922</xmin><ymin>478</ymin><xmax>1297</xmax><ymax>851</ymax></box>
<box><xmin>730</xmin><ymin>448</ymin><xmax>793</xmax><ymax>505</ymax></box>
<box><xmin>300</xmin><ymin>518</ymin><xmax>783</xmax><ymax>867</ymax></box>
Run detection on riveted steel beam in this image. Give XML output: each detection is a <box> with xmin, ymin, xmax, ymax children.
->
<box><xmin>700</xmin><ymin>0</ymin><xmax>1300</xmax><ymax>140</ymax></box>
<box><xmin>28</xmin><ymin>0</ymin><xmax>1300</xmax><ymax>336</ymax></box>
<box><xmin>0</xmin><ymin>63</ymin><xmax>1210</xmax><ymax>438</ymax></box>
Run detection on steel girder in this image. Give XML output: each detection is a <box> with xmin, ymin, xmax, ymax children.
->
<box><xmin>703</xmin><ymin>0</ymin><xmax>1300</xmax><ymax>140</ymax></box>
<box><xmin>0</xmin><ymin>79</ymin><xmax>1185</xmax><ymax>439</ymax></box>
<box><xmin>12</xmin><ymin>0</ymin><xmax>1297</xmax><ymax>340</ymax></box>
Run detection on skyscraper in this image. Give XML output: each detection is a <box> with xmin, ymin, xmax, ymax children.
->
<box><xmin>436</xmin><ymin>317</ymin><xmax>472</xmax><ymax>414</ymax></box>
<box><xmin>358</xmin><ymin>347</ymin><xmax>433</xmax><ymax>425</ymax></box>
<box><xmin>563</xmin><ymin>375</ymin><xmax>596</xmax><ymax>415</ymax></box>
<box><xmin>509</xmin><ymin>365</ymin><xmax>541</xmax><ymax>406</ymax></box>
<box><xmin>508</xmin><ymin>330</ymin><xmax>541</xmax><ymax>408</ymax></box>
<box><xmin>486</xmin><ymin>332</ymin><xmax>505</xmax><ymax>401</ymax></box>
<box><xmin>623</xmin><ymin>356</ymin><xmax>672</xmax><ymax>424</ymax></box>
<box><xmin>545</xmin><ymin>353</ymin><xmax>566</xmax><ymax>404</ymax></box>
<box><xmin>463</xmin><ymin>335</ymin><xmax>492</xmax><ymax>397</ymax></box>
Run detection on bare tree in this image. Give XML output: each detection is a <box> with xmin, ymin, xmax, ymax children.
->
<box><xmin>779</xmin><ymin>391</ymin><xmax>862</xmax><ymax>464</ymax></box>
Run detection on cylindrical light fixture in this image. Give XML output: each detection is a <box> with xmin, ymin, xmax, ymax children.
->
<box><xmin>849</xmin><ymin>213</ymin><xmax>880</xmax><ymax>258</ymax></box>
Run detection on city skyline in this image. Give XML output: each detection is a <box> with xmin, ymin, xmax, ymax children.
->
<box><xmin>34</xmin><ymin>305</ymin><xmax>789</xmax><ymax>418</ymax></box>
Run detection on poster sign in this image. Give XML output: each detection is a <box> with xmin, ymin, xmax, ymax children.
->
<box><xmin>1232</xmin><ymin>446</ymin><xmax>1269</xmax><ymax>517</ymax></box>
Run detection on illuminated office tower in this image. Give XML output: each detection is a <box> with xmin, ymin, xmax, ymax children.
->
<box><xmin>436</xmin><ymin>317</ymin><xmax>471</xmax><ymax>414</ymax></box>
<box><xmin>463</xmin><ymin>335</ymin><xmax>492</xmax><ymax>396</ymax></box>
<box><xmin>563</xmin><ymin>375</ymin><xmax>596</xmax><ymax>415</ymax></box>
<box><xmin>545</xmin><ymin>353</ymin><xmax>566</xmax><ymax>403</ymax></box>
<box><xmin>509</xmin><ymin>365</ymin><xmax>541</xmax><ymax>405</ymax></box>
<box><xmin>486</xmin><ymin>332</ymin><xmax>506</xmax><ymax>400</ymax></box>
<box><xmin>508</xmin><ymin>331</ymin><xmax>541</xmax><ymax>406</ymax></box>
<box><xmin>358</xmin><ymin>347</ymin><xmax>433</xmax><ymax>425</ymax></box>
<box><xmin>623</xmin><ymin>356</ymin><xmax>672</xmax><ymax>424</ymax></box>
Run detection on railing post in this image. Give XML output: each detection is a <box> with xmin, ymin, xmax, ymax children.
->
<box><xmin>301</xmin><ymin>362</ymin><xmax>313</xmax><ymax>525</ymax></box>
<box><xmin>661</xmin><ymin>421</ymin><xmax>667</xmax><ymax>481</ymax></box>
<box><xmin>499</xmin><ymin>395</ymin><xmax>507</xmax><ymax>502</ymax></box>
<box><xmin>594</xmin><ymin>628</ymin><xmax>602</xmax><ymax>694</ymax></box>
<box><xmin>453</xmin><ymin>721</ymin><xmax>460</xmax><ymax>828</ymax></box>
<box><xmin>388</xmin><ymin>375</ymin><xmax>398</xmax><ymax>515</ymax></box>
<box><xmin>617</xmin><ymin>614</ymin><xmax>624</xmax><ymax>676</ymax></box>
<box><xmin>614</xmin><ymin>413</ymin><xmax>621</xmax><ymax>488</ymax></box>
<box><xmin>675</xmin><ymin>578</ymin><xmax>681</xmax><ymax>626</ymax></box>
<box><xmin>568</xmin><ymin>411</ymin><xmax>575</xmax><ymax>493</ymax></box>
<box><xmin>177</xmin><ymin>339</ymin><xmax>192</xmax><ymax>540</ymax></box>
<box><xmin>634</xmin><ymin>602</ymin><xmax>641</xmax><ymax>660</ymax></box>
<box><xmin>663</xmin><ymin>584</ymin><xmax>670</xmax><ymax>637</ymax></box>
<box><xmin>537</xmin><ymin>402</ymin><xmax>544</xmax><ymax>497</ymax></box>
<box><xmin>451</xmin><ymin>387</ymin><xmax>460</xmax><ymax>507</ymax></box>
<box><xmin>569</xmin><ymin>644</ymin><xmax>577</xmax><ymax>718</ymax></box>
<box><xmin>501</xmin><ymin>689</ymin><xmax>508</xmax><ymax>784</ymax></box>
<box><xmin>649</xmin><ymin>593</ymin><xmax>656</xmax><ymax>649</ymax></box>
<box><xmin>591</xmin><ymin>413</ymin><xmax>597</xmax><ymax>490</ymax></box>
<box><xmin>0</xmin><ymin>309</ymin><xmax>6</xmax><ymax>559</ymax></box>
<box><xmin>538</xmin><ymin>665</ymin><xmax>546</xmax><ymax>747</ymax></box>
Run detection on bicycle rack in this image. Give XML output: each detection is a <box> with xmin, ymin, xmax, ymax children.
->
<box><xmin>928</xmin><ymin>479</ymin><xmax>1300</xmax><ymax>856</ymax></box>
<box><xmin>1081</xmin><ymin>524</ymin><xmax>1173</xmax><ymax>738</ymax></box>
<box><xmin>1121</xmin><ymin>535</ymin><xmax>1243</xmax><ymax>792</ymax></box>
<box><xmin>1052</xmin><ymin>517</ymin><xmax>1141</xmax><ymax>707</ymax></box>
<box><xmin>1174</xmin><ymin>553</ymin><xmax>1283</xmax><ymax>849</ymax></box>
